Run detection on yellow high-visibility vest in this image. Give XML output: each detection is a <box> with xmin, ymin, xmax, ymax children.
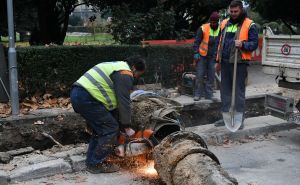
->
<box><xmin>75</xmin><ymin>61</ymin><xmax>131</xmax><ymax>110</ymax></box>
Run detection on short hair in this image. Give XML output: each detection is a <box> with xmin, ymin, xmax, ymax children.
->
<box><xmin>229</xmin><ymin>0</ymin><xmax>243</xmax><ymax>9</ymax></box>
<box><xmin>124</xmin><ymin>55</ymin><xmax>146</xmax><ymax>71</ymax></box>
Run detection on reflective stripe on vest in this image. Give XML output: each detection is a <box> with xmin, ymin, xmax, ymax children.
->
<box><xmin>76</xmin><ymin>61</ymin><xmax>131</xmax><ymax>110</ymax></box>
<box><xmin>199</xmin><ymin>23</ymin><xmax>220</xmax><ymax>57</ymax></box>
<box><xmin>217</xmin><ymin>18</ymin><xmax>254</xmax><ymax>61</ymax></box>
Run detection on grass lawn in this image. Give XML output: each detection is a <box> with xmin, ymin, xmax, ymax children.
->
<box><xmin>0</xmin><ymin>33</ymin><xmax>116</xmax><ymax>47</ymax></box>
<box><xmin>64</xmin><ymin>33</ymin><xmax>116</xmax><ymax>45</ymax></box>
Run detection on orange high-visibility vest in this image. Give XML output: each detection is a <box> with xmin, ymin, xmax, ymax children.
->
<box><xmin>199</xmin><ymin>23</ymin><xmax>220</xmax><ymax>57</ymax></box>
<box><xmin>217</xmin><ymin>18</ymin><xmax>254</xmax><ymax>62</ymax></box>
<box><xmin>199</xmin><ymin>23</ymin><xmax>211</xmax><ymax>56</ymax></box>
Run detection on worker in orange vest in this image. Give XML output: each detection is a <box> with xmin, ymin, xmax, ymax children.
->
<box><xmin>193</xmin><ymin>11</ymin><xmax>220</xmax><ymax>101</ymax></box>
<box><xmin>216</xmin><ymin>0</ymin><xmax>258</xmax><ymax>129</ymax></box>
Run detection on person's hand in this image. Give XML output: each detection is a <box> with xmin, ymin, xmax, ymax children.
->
<box><xmin>215</xmin><ymin>63</ymin><xmax>221</xmax><ymax>72</ymax></box>
<box><xmin>120</xmin><ymin>124</ymin><xmax>136</xmax><ymax>137</ymax></box>
<box><xmin>193</xmin><ymin>53</ymin><xmax>200</xmax><ymax>61</ymax></box>
<box><xmin>235</xmin><ymin>40</ymin><xmax>243</xmax><ymax>48</ymax></box>
<box><xmin>124</xmin><ymin>128</ymin><xmax>135</xmax><ymax>137</ymax></box>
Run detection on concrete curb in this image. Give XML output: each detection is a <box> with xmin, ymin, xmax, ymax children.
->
<box><xmin>5</xmin><ymin>155</ymin><xmax>87</xmax><ymax>183</ymax></box>
<box><xmin>10</xmin><ymin>159</ymin><xmax>72</xmax><ymax>182</ymax></box>
<box><xmin>0</xmin><ymin>145</ymin><xmax>88</xmax><ymax>183</ymax></box>
<box><xmin>192</xmin><ymin>121</ymin><xmax>299</xmax><ymax>145</ymax></box>
<box><xmin>0</xmin><ymin>170</ymin><xmax>9</xmax><ymax>184</ymax></box>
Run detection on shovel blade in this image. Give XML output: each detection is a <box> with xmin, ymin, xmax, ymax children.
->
<box><xmin>222</xmin><ymin>112</ymin><xmax>243</xmax><ymax>132</ymax></box>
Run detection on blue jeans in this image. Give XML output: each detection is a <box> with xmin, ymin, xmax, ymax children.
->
<box><xmin>220</xmin><ymin>62</ymin><xmax>248</xmax><ymax>112</ymax></box>
<box><xmin>194</xmin><ymin>57</ymin><xmax>215</xmax><ymax>99</ymax></box>
<box><xmin>70</xmin><ymin>86</ymin><xmax>119</xmax><ymax>167</ymax></box>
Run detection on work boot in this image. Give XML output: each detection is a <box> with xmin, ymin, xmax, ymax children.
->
<box><xmin>194</xmin><ymin>96</ymin><xmax>200</xmax><ymax>101</ymax></box>
<box><xmin>238</xmin><ymin>122</ymin><xmax>244</xmax><ymax>130</ymax></box>
<box><xmin>206</xmin><ymin>96</ymin><xmax>218</xmax><ymax>101</ymax></box>
<box><xmin>86</xmin><ymin>162</ymin><xmax>120</xmax><ymax>174</ymax></box>
<box><xmin>239</xmin><ymin>117</ymin><xmax>246</xmax><ymax>130</ymax></box>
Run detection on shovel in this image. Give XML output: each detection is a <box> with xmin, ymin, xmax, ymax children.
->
<box><xmin>222</xmin><ymin>48</ymin><xmax>243</xmax><ymax>132</ymax></box>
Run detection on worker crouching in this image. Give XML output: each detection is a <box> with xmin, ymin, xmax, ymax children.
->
<box><xmin>70</xmin><ymin>56</ymin><xmax>145</xmax><ymax>173</ymax></box>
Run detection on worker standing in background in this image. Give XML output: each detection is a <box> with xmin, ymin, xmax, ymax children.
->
<box><xmin>70</xmin><ymin>56</ymin><xmax>145</xmax><ymax>173</ymax></box>
<box><xmin>193</xmin><ymin>12</ymin><xmax>220</xmax><ymax>101</ymax></box>
<box><xmin>216</xmin><ymin>0</ymin><xmax>258</xmax><ymax>129</ymax></box>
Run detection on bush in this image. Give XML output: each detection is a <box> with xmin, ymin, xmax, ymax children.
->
<box><xmin>16</xmin><ymin>45</ymin><xmax>193</xmax><ymax>97</ymax></box>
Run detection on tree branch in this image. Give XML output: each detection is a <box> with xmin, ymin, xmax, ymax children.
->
<box><xmin>281</xmin><ymin>19</ymin><xmax>296</xmax><ymax>34</ymax></box>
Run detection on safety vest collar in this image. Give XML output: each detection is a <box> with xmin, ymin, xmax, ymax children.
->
<box><xmin>209</xmin><ymin>27</ymin><xmax>220</xmax><ymax>37</ymax></box>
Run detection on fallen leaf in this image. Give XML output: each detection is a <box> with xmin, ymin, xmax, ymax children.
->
<box><xmin>43</xmin><ymin>93</ymin><xmax>53</xmax><ymax>100</ymax></box>
<box><xmin>33</xmin><ymin>120</ymin><xmax>44</xmax><ymax>125</ymax></box>
<box><xmin>21</xmin><ymin>98</ymin><xmax>39</xmax><ymax>110</ymax></box>
<box><xmin>20</xmin><ymin>107</ymin><xmax>30</xmax><ymax>114</ymax></box>
<box><xmin>56</xmin><ymin>115</ymin><xmax>64</xmax><ymax>121</ymax></box>
<box><xmin>0</xmin><ymin>164</ymin><xmax>16</xmax><ymax>171</ymax></box>
<box><xmin>0</xmin><ymin>103</ymin><xmax>11</xmax><ymax>115</ymax></box>
<box><xmin>222</xmin><ymin>143</ymin><xmax>232</xmax><ymax>148</ymax></box>
<box><xmin>248</xmin><ymin>182</ymin><xmax>259</xmax><ymax>185</ymax></box>
<box><xmin>50</xmin><ymin>174</ymin><xmax>64</xmax><ymax>181</ymax></box>
<box><xmin>40</xmin><ymin>102</ymin><xmax>52</xmax><ymax>108</ymax></box>
<box><xmin>75</xmin><ymin>175</ymin><xmax>87</xmax><ymax>183</ymax></box>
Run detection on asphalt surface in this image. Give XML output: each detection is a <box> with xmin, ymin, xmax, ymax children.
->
<box><xmin>20</xmin><ymin>128</ymin><xmax>300</xmax><ymax>185</ymax></box>
<box><xmin>211</xmin><ymin>128</ymin><xmax>300</xmax><ymax>185</ymax></box>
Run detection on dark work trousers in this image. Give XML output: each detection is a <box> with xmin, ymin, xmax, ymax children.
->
<box><xmin>220</xmin><ymin>62</ymin><xmax>248</xmax><ymax>113</ymax></box>
<box><xmin>194</xmin><ymin>56</ymin><xmax>215</xmax><ymax>99</ymax></box>
<box><xmin>70</xmin><ymin>86</ymin><xmax>119</xmax><ymax>167</ymax></box>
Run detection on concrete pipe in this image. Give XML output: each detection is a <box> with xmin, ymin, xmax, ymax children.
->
<box><xmin>153</xmin><ymin>131</ymin><xmax>238</xmax><ymax>185</ymax></box>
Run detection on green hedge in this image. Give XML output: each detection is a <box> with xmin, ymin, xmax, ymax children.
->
<box><xmin>16</xmin><ymin>45</ymin><xmax>193</xmax><ymax>97</ymax></box>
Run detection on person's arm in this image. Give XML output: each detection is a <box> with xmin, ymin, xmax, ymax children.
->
<box><xmin>241</xmin><ymin>23</ymin><xmax>259</xmax><ymax>52</ymax></box>
<box><xmin>111</xmin><ymin>71</ymin><xmax>133</xmax><ymax>127</ymax></box>
<box><xmin>193</xmin><ymin>27</ymin><xmax>203</xmax><ymax>54</ymax></box>
<box><xmin>213</xmin><ymin>29</ymin><xmax>222</xmax><ymax>61</ymax></box>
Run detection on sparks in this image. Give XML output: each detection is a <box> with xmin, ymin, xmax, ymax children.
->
<box><xmin>139</xmin><ymin>161</ymin><xmax>158</xmax><ymax>176</ymax></box>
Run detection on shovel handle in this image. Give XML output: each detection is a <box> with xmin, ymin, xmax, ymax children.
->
<box><xmin>230</xmin><ymin>48</ymin><xmax>238</xmax><ymax>109</ymax></box>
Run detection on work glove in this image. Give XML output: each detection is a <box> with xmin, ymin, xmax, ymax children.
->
<box><xmin>193</xmin><ymin>53</ymin><xmax>200</xmax><ymax>61</ymax></box>
<box><xmin>120</xmin><ymin>124</ymin><xmax>135</xmax><ymax>137</ymax></box>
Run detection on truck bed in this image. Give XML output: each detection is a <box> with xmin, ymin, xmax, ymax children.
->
<box><xmin>262</xmin><ymin>32</ymin><xmax>300</xmax><ymax>79</ymax></box>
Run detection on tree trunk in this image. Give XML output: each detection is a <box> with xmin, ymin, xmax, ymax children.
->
<box><xmin>29</xmin><ymin>0</ymin><xmax>69</xmax><ymax>45</ymax></box>
<box><xmin>282</xmin><ymin>19</ymin><xmax>297</xmax><ymax>35</ymax></box>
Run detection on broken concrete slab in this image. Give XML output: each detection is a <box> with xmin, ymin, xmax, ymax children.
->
<box><xmin>11</xmin><ymin>154</ymin><xmax>56</xmax><ymax>166</ymax></box>
<box><xmin>0</xmin><ymin>152</ymin><xmax>12</xmax><ymax>164</ymax></box>
<box><xmin>10</xmin><ymin>158</ymin><xmax>72</xmax><ymax>182</ymax></box>
<box><xmin>6</xmin><ymin>147</ymin><xmax>34</xmax><ymax>156</ymax></box>
<box><xmin>42</xmin><ymin>144</ymin><xmax>87</xmax><ymax>158</ymax></box>
<box><xmin>70</xmin><ymin>155</ymin><xmax>86</xmax><ymax>172</ymax></box>
<box><xmin>187</xmin><ymin>115</ymin><xmax>299</xmax><ymax>145</ymax></box>
<box><xmin>0</xmin><ymin>170</ymin><xmax>9</xmax><ymax>184</ymax></box>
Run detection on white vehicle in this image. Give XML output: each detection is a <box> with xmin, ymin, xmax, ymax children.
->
<box><xmin>262</xmin><ymin>27</ymin><xmax>300</xmax><ymax>123</ymax></box>
<box><xmin>262</xmin><ymin>27</ymin><xmax>300</xmax><ymax>87</ymax></box>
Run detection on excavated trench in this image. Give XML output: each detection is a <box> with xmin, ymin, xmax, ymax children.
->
<box><xmin>0</xmin><ymin>95</ymin><xmax>240</xmax><ymax>184</ymax></box>
<box><xmin>181</xmin><ymin>97</ymin><xmax>266</xmax><ymax>127</ymax></box>
<box><xmin>0</xmin><ymin>96</ymin><xmax>265</xmax><ymax>154</ymax></box>
<box><xmin>0</xmin><ymin>114</ymin><xmax>89</xmax><ymax>152</ymax></box>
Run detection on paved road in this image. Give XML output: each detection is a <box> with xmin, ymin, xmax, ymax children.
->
<box><xmin>211</xmin><ymin>128</ymin><xmax>300</xmax><ymax>185</ymax></box>
<box><xmin>21</xmin><ymin>128</ymin><xmax>300</xmax><ymax>185</ymax></box>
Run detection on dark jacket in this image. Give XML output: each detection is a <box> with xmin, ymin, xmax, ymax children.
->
<box><xmin>220</xmin><ymin>13</ymin><xmax>258</xmax><ymax>63</ymax></box>
<box><xmin>111</xmin><ymin>71</ymin><xmax>133</xmax><ymax>127</ymax></box>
